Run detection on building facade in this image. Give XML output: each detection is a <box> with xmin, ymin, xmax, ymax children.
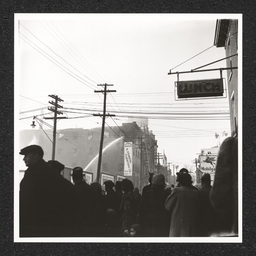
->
<box><xmin>214</xmin><ymin>19</ymin><xmax>239</xmax><ymax>136</ymax></box>
<box><xmin>195</xmin><ymin>19</ymin><xmax>239</xmax><ymax>188</ymax></box>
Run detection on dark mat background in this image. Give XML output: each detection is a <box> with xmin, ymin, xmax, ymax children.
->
<box><xmin>1</xmin><ymin>1</ymin><xmax>255</xmax><ymax>255</ymax></box>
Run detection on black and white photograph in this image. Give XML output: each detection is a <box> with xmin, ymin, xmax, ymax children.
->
<box><xmin>14</xmin><ymin>13</ymin><xmax>242</xmax><ymax>243</ymax></box>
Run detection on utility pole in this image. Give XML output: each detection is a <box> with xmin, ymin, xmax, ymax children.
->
<box><xmin>140</xmin><ymin>135</ymin><xmax>143</xmax><ymax>191</ymax></box>
<box><xmin>154</xmin><ymin>152</ymin><xmax>163</xmax><ymax>173</ymax></box>
<box><xmin>93</xmin><ymin>84</ymin><xmax>116</xmax><ymax>183</ymax></box>
<box><xmin>44</xmin><ymin>94</ymin><xmax>66</xmax><ymax>160</ymax></box>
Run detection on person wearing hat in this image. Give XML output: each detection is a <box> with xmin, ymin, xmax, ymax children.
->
<box><xmin>71</xmin><ymin>167</ymin><xmax>97</xmax><ymax>236</ymax></box>
<box><xmin>19</xmin><ymin>145</ymin><xmax>69</xmax><ymax>237</ymax></box>
<box><xmin>140</xmin><ymin>174</ymin><xmax>171</xmax><ymax>237</ymax></box>
<box><xmin>102</xmin><ymin>180</ymin><xmax>121</xmax><ymax>237</ymax></box>
<box><xmin>47</xmin><ymin>160</ymin><xmax>83</xmax><ymax>235</ymax></box>
<box><xmin>176</xmin><ymin>168</ymin><xmax>198</xmax><ymax>190</ymax></box>
<box><xmin>20</xmin><ymin>144</ymin><xmax>44</xmax><ymax>168</ymax></box>
<box><xmin>165</xmin><ymin>169</ymin><xmax>200</xmax><ymax>237</ymax></box>
<box><xmin>198</xmin><ymin>173</ymin><xmax>220</xmax><ymax>236</ymax></box>
<box><xmin>48</xmin><ymin>160</ymin><xmax>65</xmax><ymax>175</ymax></box>
<box><xmin>142</xmin><ymin>172</ymin><xmax>154</xmax><ymax>196</ymax></box>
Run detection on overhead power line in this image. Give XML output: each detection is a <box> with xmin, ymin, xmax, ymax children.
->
<box><xmin>20</xmin><ymin>24</ymin><xmax>99</xmax><ymax>88</ymax></box>
<box><xmin>46</xmin><ymin>21</ymin><xmax>105</xmax><ymax>83</ymax></box>
<box><xmin>110</xmin><ymin>116</ymin><xmax>134</xmax><ymax>142</ymax></box>
<box><xmin>20</xmin><ymin>32</ymin><xmax>96</xmax><ymax>91</ymax></box>
<box><xmin>19</xmin><ymin>112</ymin><xmax>52</xmax><ymax>120</ymax></box>
<box><xmin>62</xmin><ymin>106</ymin><xmax>229</xmax><ymax>116</ymax></box>
<box><xmin>35</xmin><ymin>119</ymin><xmax>53</xmax><ymax>143</ymax></box>
<box><xmin>20</xmin><ymin>95</ymin><xmax>48</xmax><ymax>106</ymax></box>
<box><xmin>19</xmin><ymin>107</ymin><xmax>48</xmax><ymax>115</ymax></box>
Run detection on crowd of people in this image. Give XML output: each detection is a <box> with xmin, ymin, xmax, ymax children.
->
<box><xmin>19</xmin><ymin>136</ymin><xmax>238</xmax><ymax>238</ymax></box>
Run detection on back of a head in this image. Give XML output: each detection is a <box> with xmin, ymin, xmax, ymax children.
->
<box><xmin>48</xmin><ymin>160</ymin><xmax>65</xmax><ymax>174</ymax></box>
<box><xmin>115</xmin><ymin>181</ymin><xmax>122</xmax><ymax>192</ymax></box>
<box><xmin>201</xmin><ymin>173</ymin><xmax>211</xmax><ymax>186</ymax></box>
<box><xmin>71</xmin><ymin>166</ymin><xmax>84</xmax><ymax>182</ymax></box>
<box><xmin>104</xmin><ymin>180</ymin><xmax>115</xmax><ymax>191</ymax></box>
<box><xmin>148</xmin><ymin>172</ymin><xmax>154</xmax><ymax>184</ymax></box>
<box><xmin>152</xmin><ymin>173</ymin><xmax>165</xmax><ymax>188</ymax></box>
<box><xmin>179</xmin><ymin>168</ymin><xmax>189</xmax><ymax>175</ymax></box>
<box><xmin>121</xmin><ymin>179</ymin><xmax>134</xmax><ymax>193</ymax></box>
<box><xmin>177</xmin><ymin>173</ymin><xmax>192</xmax><ymax>186</ymax></box>
<box><xmin>91</xmin><ymin>182</ymin><xmax>103</xmax><ymax>195</ymax></box>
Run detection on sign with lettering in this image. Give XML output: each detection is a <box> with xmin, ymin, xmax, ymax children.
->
<box><xmin>199</xmin><ymin>155</ymin><xmax>217</xmax><ymax>173</ymax></box>
<box><xmin>124</xmin><ymin>142</ymin><xmax>133</xmax><ymax>176</ymax></box>
<box><xmin>176</xmin><ymin>78</ymin><xmax>223</xmax><ymax>98</ymax></box>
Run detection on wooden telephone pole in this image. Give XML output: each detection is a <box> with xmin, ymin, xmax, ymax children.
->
<box><xmin>93</xmin><ymin>84</ymin><xmax>116</xmax><ymax>183</ymax></box>
<box><xmin>44</xmin><ymin>94</ymin><xmax>66</xmax><ymax>160</ymax></box>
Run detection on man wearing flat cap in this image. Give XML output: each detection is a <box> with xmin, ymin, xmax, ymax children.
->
<box><xmin>20</xmin><ymin>145</ymin><xmax>44</xmax><ymax>167</ymax></box>
<box><xmin>19</xmin><ymin>144</ymin><xmax>77</xmax><ymax>237</ymax></box>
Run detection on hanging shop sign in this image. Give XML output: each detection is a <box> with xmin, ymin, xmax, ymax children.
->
<box><xmin>176</xmin><ymin>78</ymin><xmax>223</xmax><ymax>98</ymax></box>
<box><xmin>124</xmin><ymin>142</ymin><xmax>133</xmax><ymax>176</ymax></box>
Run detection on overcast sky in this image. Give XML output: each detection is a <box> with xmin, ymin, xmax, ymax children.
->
<box><xmin>16</xmin><ymin>13</ymin><xmax>239</xmax><ymax>168</ymax></box>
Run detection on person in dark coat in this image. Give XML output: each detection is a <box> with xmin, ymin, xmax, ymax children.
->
<box><xmin>71</xmin><ymin>167</ymin><xmax>97</xmax><ymax>236</ymax></box>
<box><xmin>103</xmin><ymin>180</ymin><xmax>121</xmax><ymax>236</ymax></box>
<box><xmin>140</xmin><ymin>174</ymin><xmax>171</xmax><ymax>237</ymax></box>
<box><xmin>210</xmin><ymin>136</ymin><xmax>238</xmax><ymax>236</ymax></box>
<box><xmin>19</xmin><ymin>145</ymin><xmax>74</xmax><ymax>237</ymax></box>
<box><xmin>104</xmin><ymin>180</ymin><xmax>121</xmax><ymax>212</ymax></box>
<box><xmin>165</xmin><ymin>169</ymin><xmax>200</xmax><ymax>237</ymax></box>
<box><xmin>120</xmin><ymin>179</ymin><xmax>140</xmax><ymax>236</ymax></box>
<box><xmin>47</xmin><ymin>160</ymin><xmax>83</xmax><ymax>236</ymax></box>
<box><xmin>198</xmin><ymin>173</ymin><xmax>220</xmax><ymax>236</ymax></box>
<box><xmin>142</xmin><ymin>172</ymin><xmax>154</xmax><ymax>196</ymax></box>
<box><xmin>90</xmin><ymin>182</ymin><xmax>106</xmax><ymax>236</ymax></box>
<box><xmin>115</xmin><ymin>181</ymin><xmax>123</xmax><ymax>200</ymax></box>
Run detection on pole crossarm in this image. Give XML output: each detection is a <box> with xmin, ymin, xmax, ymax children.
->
<box><xmin>47</xmin><ymin>95</ymin><xmax>64</xmax><ymax>160</ymax></box>
<box><xmin>49</xmin><ymin>101</ymin><xmax>63</xmax><ymax>109</ymax></box>
<box><xmin>48</xmin><ymin>107</ymin><xmax>63</xmax><ymax>115</ymax></box>
<box><xmin>93</xmin><ymin>114</ymin><xmax>116</xmax><ymax>117</ymax></box>
<box><xmin>94</xmin><ymin>90</ymin><xmax>117</xmax><ymax>93</ymax></box>
<box><xmin>48</xmin><ymin>94</ymin><xmax>63</xmax><ymax>102</ymax></box>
